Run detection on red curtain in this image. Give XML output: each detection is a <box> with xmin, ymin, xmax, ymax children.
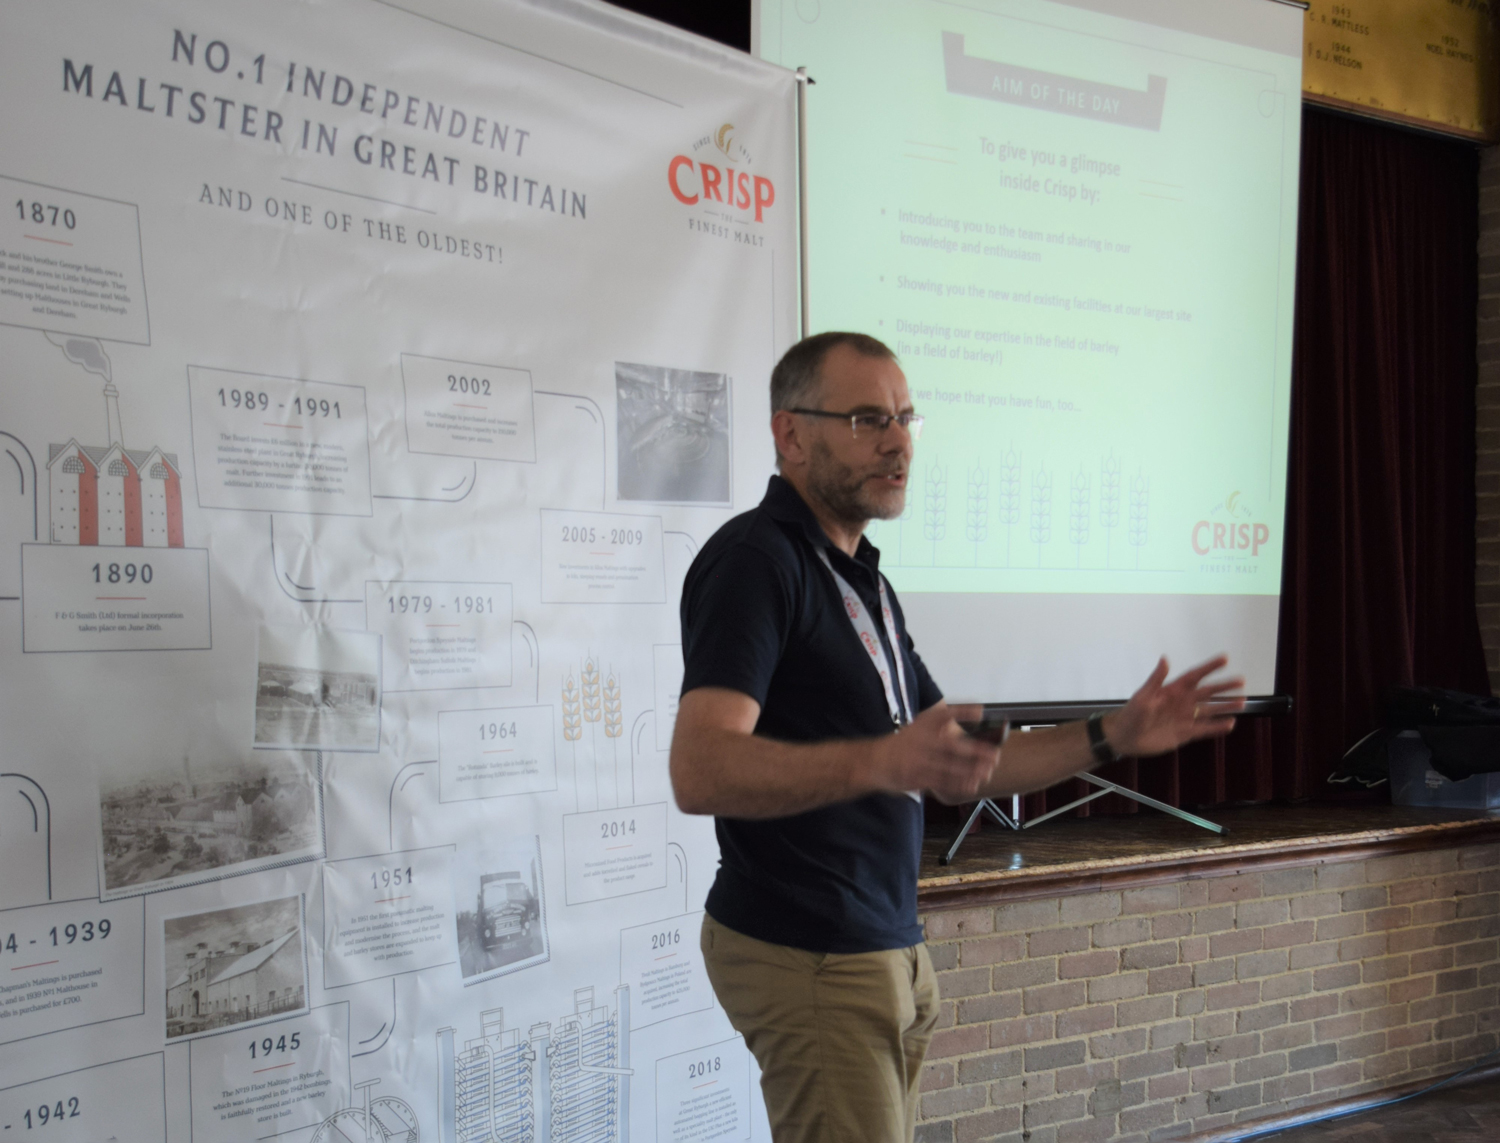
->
<box><xmin>1027</xmin><ymin>107</ymin><xmax>1489</xmax><ymax>819</ymax></box>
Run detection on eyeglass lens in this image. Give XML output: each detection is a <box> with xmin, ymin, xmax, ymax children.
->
<box><xmin>852</xmin><ymin>413</ymin><xmax>924</xmax><ymax>440</ymax></box>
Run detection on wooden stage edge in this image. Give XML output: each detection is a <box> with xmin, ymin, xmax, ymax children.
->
<box><xmin>917</xmin><ymin>804</ymin><xmax>1500</xmax><ymax>912</ymax></box>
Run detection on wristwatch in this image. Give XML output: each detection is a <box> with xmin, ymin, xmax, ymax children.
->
<box><xmin>1086</xmin><ymin>711</ymin><xmax>1119</xmax><ymax>766</ymax></box>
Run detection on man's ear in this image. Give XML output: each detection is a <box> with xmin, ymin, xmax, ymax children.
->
<box><xmin>770</xmin><ymin>409</ymin><xmax>804</xmax><ymax>469</ymax></box>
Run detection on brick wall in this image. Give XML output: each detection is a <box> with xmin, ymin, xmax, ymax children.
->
<box><xmin>915</xmin><ymin>843</ymin><xmax>1500</xmax><ymax>1143</ymax></box>
<box><xmin>1479</xmin><ymin>146</ymin><xmax>1500</xmax><ymax>691</ymax></box>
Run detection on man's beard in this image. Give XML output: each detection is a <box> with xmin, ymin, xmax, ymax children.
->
<box><xmin>806</xmin><ymin>438</ymin><xmax>906</xmax><ymax>526</ymax></box>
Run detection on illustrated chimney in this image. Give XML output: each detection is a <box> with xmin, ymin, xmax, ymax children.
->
<box><xmin>104</xmin><ymin>380</ymin><xmax>123</xmax><ymax>447</ymax></box>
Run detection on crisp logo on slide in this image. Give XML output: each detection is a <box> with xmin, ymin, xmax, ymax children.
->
<box><xmin>1191</xmin><ymin>491</ymin><xmax>1270</xmax><ymax>560</ymax></box>
<box><xmin>668</xmin><ymin>123</ymin><xmax>775</xmax><ymax>226</ymax></box>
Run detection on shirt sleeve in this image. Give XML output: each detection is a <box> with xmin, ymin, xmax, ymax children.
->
<box><xmin>906</xmin><ymin>630</ymin><xmax>944</xmax><ymax>712</ymax></box>
<box><xmin>680</xmin><ymin>542</ymin><xmax>794</xmax><ymax>706</ymax></box>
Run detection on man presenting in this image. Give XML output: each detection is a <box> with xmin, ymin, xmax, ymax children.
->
<box><xmin>670</xmin><ymin>332</ymin><xmax>1243</xmax><ymax>1143</ymax></box>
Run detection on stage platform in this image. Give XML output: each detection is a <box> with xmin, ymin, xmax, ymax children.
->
<box><xmin>919</xmin><ymin>803</ymin><xmax>1500</xmax><ymax>910</ymax></box>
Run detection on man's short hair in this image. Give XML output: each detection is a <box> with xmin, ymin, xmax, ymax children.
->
<box><xmin>769</xmin><ymin>331</ymin><xmax>898</xmax><ymax>415</ymax></box>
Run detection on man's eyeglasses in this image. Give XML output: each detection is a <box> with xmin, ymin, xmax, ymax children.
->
<box><xmin>788</xmin><ymin>408</ymin><xmax>926</xmax><ymax>440</ymax></box>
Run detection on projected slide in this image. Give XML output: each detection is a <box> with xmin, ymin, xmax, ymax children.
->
<box><xmin>761</xmin><ymin>0</ymin><xmax>1302</xmax><ymax>699</ymax></box>
<box><xmin>763</xmin><ymin>0</ymin><xmax>1298</xmax><ymax>592</ymax></box>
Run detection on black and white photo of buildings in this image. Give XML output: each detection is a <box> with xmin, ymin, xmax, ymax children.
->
<box><xmin>98</xmin><ymin>750</ymin><xmax>321</xmax><ymax>896</ymax></box>
<box><xmin>255</xmin><ymin>624</ymin><xmax>381</xmax><ymax>752</ymax></box>
<box><xmin>615</xmin><ymin>361</ymin><xmax>731</xmax><ymax>504</ymax></box>
<box><xmin>165</xmin><ymin>895</ymin><xmax>308</xmax><ymax>1039</ymax></box>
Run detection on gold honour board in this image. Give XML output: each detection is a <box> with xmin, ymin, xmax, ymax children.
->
<box><xmin>1302</xmin><ymin>0</ymin><xmax>1499</xmax><ymax>141</ymax></box>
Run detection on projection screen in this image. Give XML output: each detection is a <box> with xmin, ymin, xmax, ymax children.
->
<box><xmin>758</xmin><ymin>0</ymin><xmax>1304</xmax><ymax>704</ymax></box>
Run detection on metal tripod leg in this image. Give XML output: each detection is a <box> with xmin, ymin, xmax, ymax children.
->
<box><xmin>1020</xmin><ymin>785</ymin><xmax>1114</xmax><ymax>829</ymax></box>
<box><xmin>939</xmin><ymin>796</ymin><xmax>1020</xmax><ymax>865</ymax></box>
<box><xmin>943</xmin><ymin>774</ymin><xmax>1227</xmax><ymax>856</ymax></box>
<box><xmin>1075</xmin><ymin>772</ymin><xmax>1229</xmax><ymax>835</ymax></box>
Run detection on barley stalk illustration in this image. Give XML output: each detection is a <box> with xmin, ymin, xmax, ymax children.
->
<box><xmin>604</xmin><ymin>670</ymin><xmax>624</xmax><ymax>809</ymax></box>
<box><xmin>1128</xmin><ymin>471</ymin><xmax>1150</xmax><ymax>569</ymax></box>
<box><xmin>966</xmin><ymin>463</ymin><xmax>988</xmax><ymax>564</ymax></box>
<box><xmin>562</xmin><ymin>669</ymin><xmax>583</xmax><ymax>811</ymax></box>
<box><xmin>1100</xmin><ymin>453</ymin><xmax>1121</xmax><ymax>569</ymax></box>
<box><xmin>1030</xmin><ymin>467</ymin><xmax>1052</xmax><ymax>567</ymax></box>
<box><xmin>997</xmin><ymin>448</ymin><xmax>1021</xmax><ymax>567</ymax></box>
<box><xmin>1069</xmin><ymin>467</ymin><xmax>1091</xmax><ymax>567</ymax></box>
<box><xmin>581</xmin><ymin>658</ymin><xmax>602</xmax><ymax>724</ymax></box>
<box><xmin>603</xmin><ymin>672</ymin><xmax>623</xmax><ymax>739</ymax></box>
<box><xmin>561</xmin><ymin>672</ymin><xmax>582</xmax><ymax>742</ymax></box>
<box><xmin>581</xmin><ymin>656</ymin><xmax>603</xmax><ymax>807</ymax></box>
<box><xmin>924</xmin><ymin>464</ymin><xmax>947</xmax><ymax>562</ymax></box>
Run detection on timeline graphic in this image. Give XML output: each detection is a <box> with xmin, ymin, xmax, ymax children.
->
<box><xmin>0</xmin><ymin>2</ymin><xmax>796</xmax><ymax>1140</ymax></box>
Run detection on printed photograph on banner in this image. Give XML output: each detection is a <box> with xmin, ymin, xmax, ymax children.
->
<box><xmin>97</xmin><ymin>748</ymin><xmax>322</xmax><ymax>898</ymax></box>
<box><xmin>615</xmin><ymin>361</ymin><xmax>731</xmax><ymax>504</ymax></box>
<box><xmin>451</xmin><ymin>834</ymin><xmax>548</xmax><ymax>985</ymax></box>
<box><xmin>164</xmin><ymin>895</ymin><xmax>308</xmax><ymax>1041</ymax></box>
<box><xmin>254</xmin><ymin>624</ymin><xmax>381</xmax><ymax>752</ymax></box>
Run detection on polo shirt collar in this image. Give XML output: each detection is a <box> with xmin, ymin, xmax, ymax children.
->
<box><xmin>761</xmin><ymin>475</ymin><xmax>882</xmax><ymax>574</ymax></box>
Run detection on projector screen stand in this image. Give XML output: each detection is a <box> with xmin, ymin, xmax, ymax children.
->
<box><xmin>939</xmin><ymin>776</ymin><xmax>1228</xmax><ymax>864</ymax></box>
<box><xmin>938</xmin><ymin>795</ymin><xmax>1021</xmax><ymax>865</ymax></box>
<box><xmin>941</xmin><ymin>703</ymin><xmax>1283</xmax><ymax>848</ymax></box>
<box><xmin>1020</xmin><ymin>773</ymin><xmax>1228</xmax><ymax>835</ymax></box>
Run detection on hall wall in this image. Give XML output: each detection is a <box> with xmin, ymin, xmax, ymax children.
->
<box><xmin>915</xmin><ymin>843</ymin><xmax>1500</xmax><ymax>1143</ymax></box>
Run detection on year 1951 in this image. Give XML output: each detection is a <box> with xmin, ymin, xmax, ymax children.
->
<box><xmin>370</xmin><ymin>867</ymin><xmax>413</xmax><ymax>890</ymax></box>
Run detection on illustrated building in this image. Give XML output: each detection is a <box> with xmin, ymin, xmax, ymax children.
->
<box><xmin>549</xmin><ymin>986</ymin><xmax>629</xmax><ymax>1143</ymax></box>
<box><xmin>165</xmin><ymin>929</ymin><xmax>304</xmax><ymax>1032</ymax></box>
<box><xmin>445</xmin><ymin>1009</ymin><xmax>536</xmax><ymax>1143</ymax></box>
<box><xmin>46</xmin><ymin>376</ymin><xmax>183</xmax><ymax>547</ymax></box>
<box><xmin>439</xmin><ymin>986</ymin><xmax>630</xmax><ymax>1143</ymax></box>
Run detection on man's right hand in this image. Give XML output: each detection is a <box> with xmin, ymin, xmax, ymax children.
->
<box><xmin>874</xmin><ymin>703</ymin><xmax>1001</xmax><ymax>804</ymax></box>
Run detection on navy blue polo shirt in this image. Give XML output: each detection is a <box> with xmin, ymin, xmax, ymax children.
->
<box><xmin>679</xmin><ymin>475</ymin><xmax>943</xmax><ymax>953</ymax></box>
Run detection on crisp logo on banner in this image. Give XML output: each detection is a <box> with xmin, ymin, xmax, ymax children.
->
<box><xmin>1190</xmin><ymin>491</ymin><xmax>1271</xmax><ymax>567</ymax></box>
<box><xmin>668</xmin><ymin>122</ymin><xmax>776</xmax><ymax>226</ymax></box>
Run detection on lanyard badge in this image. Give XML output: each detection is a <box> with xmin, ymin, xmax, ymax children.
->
<box><xmin>814</xmin><ymin>548</ymin><xmax>922</xmax><ymax>802</ymax></box>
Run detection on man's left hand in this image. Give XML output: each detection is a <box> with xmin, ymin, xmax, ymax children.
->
<box><xmin>1103</xmin><ymin>655</ymin><xmax>1245</xmax><ymax>758</ymax></box>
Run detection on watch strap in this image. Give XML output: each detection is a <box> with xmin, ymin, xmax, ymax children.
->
<box><xmin>1086</xmin><ymin>711</ymin><xmax>1118</xmax><ymax>766</ymax></box>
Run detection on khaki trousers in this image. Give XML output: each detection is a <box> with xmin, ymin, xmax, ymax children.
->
<box><xmin>701</xmin><ymin>914</ymin><xmax>939</xmax><ymax>1143</ymax></box>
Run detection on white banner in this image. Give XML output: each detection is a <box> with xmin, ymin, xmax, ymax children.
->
<box><xmin>0</xmin><ymin>2</ymin><xmax>796</xmax><ymax>1139</ymax></box>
